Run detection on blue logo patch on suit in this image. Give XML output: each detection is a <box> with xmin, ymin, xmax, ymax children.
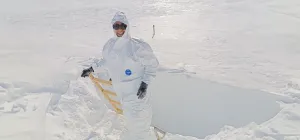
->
<box><xmin>125</xmin><ymin>69</ymin><xmax>132</xmax><ymax>76</ymax></box>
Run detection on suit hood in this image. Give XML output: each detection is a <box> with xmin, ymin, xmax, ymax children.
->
<box><xmin>111</xmin><ymin>11</ymin><xmax>131</xmax><ymax>39</ymax></box>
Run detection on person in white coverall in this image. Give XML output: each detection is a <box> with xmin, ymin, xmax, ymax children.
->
<box><xmin>81</xmin><ymin>11</ymin><xmax>159</xmax><ymax>140</ymax></box>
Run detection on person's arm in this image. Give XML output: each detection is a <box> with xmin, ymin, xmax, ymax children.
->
<box><xmin>91</xmin><ymin>57</ymin><xmax>106</xmax><ymax>70</ymax></box>
<box><xmin>81</xmin><ymin>39</ymin><xmax>112</xmax><ymax>77</ymax></box>
<box><xmin>136</xmin><ymin>41</ymin><xmax>159</xmax><ymax>85</ymax></box>
<box><xmin>135</xmin><ymin>41</ymin><xmax>159</xmax><ymax>99</ymax></box>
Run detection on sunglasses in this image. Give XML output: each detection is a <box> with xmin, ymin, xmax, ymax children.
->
<box><xmin>113</xmin><ymin>23</ymin><xmax>127</xmax><ymax>30</ymax></box>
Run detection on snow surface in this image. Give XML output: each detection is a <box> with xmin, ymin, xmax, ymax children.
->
<box><xmin>1</xmin><ymin>0</ymin><xmax>300</xmax><ymax>139</ymax></box>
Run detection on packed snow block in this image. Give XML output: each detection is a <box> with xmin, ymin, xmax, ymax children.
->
<box><xmin>57</xmin><ymin>80</ymin><xmax>110</xmax><ymax>139</ymax></box>
<box><xmin>149</xmin><ymin>72</ymin><xmax>281</xmax><ymax>139</ymax></box>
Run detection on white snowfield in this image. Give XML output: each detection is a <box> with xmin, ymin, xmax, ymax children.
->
<box><xmin>1</xmin><ymin>0</ymin><xmax>300</xmax><ymax>140</ymax></box>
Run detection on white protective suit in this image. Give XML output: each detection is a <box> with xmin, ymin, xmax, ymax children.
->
<box><xmin>92</xmin><ymin>12</ymin><xmax>159</xmax><ymax>140</ymax></box>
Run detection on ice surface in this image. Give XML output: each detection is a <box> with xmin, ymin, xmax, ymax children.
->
<box><xmin>150</xmin><ymin>72</ymin><xmax>280</xmax><ymax>138</ymax></box>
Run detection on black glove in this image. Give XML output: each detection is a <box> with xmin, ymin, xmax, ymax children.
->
<box><xmin>81</xmin><ymin>67</ymin><xmax>94</xmax><ymax>78</ymax></box>
<box><xmin>137</xmin><ymin>81</ymin><xmax>148</xmax><ymax>99</ymax></box>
